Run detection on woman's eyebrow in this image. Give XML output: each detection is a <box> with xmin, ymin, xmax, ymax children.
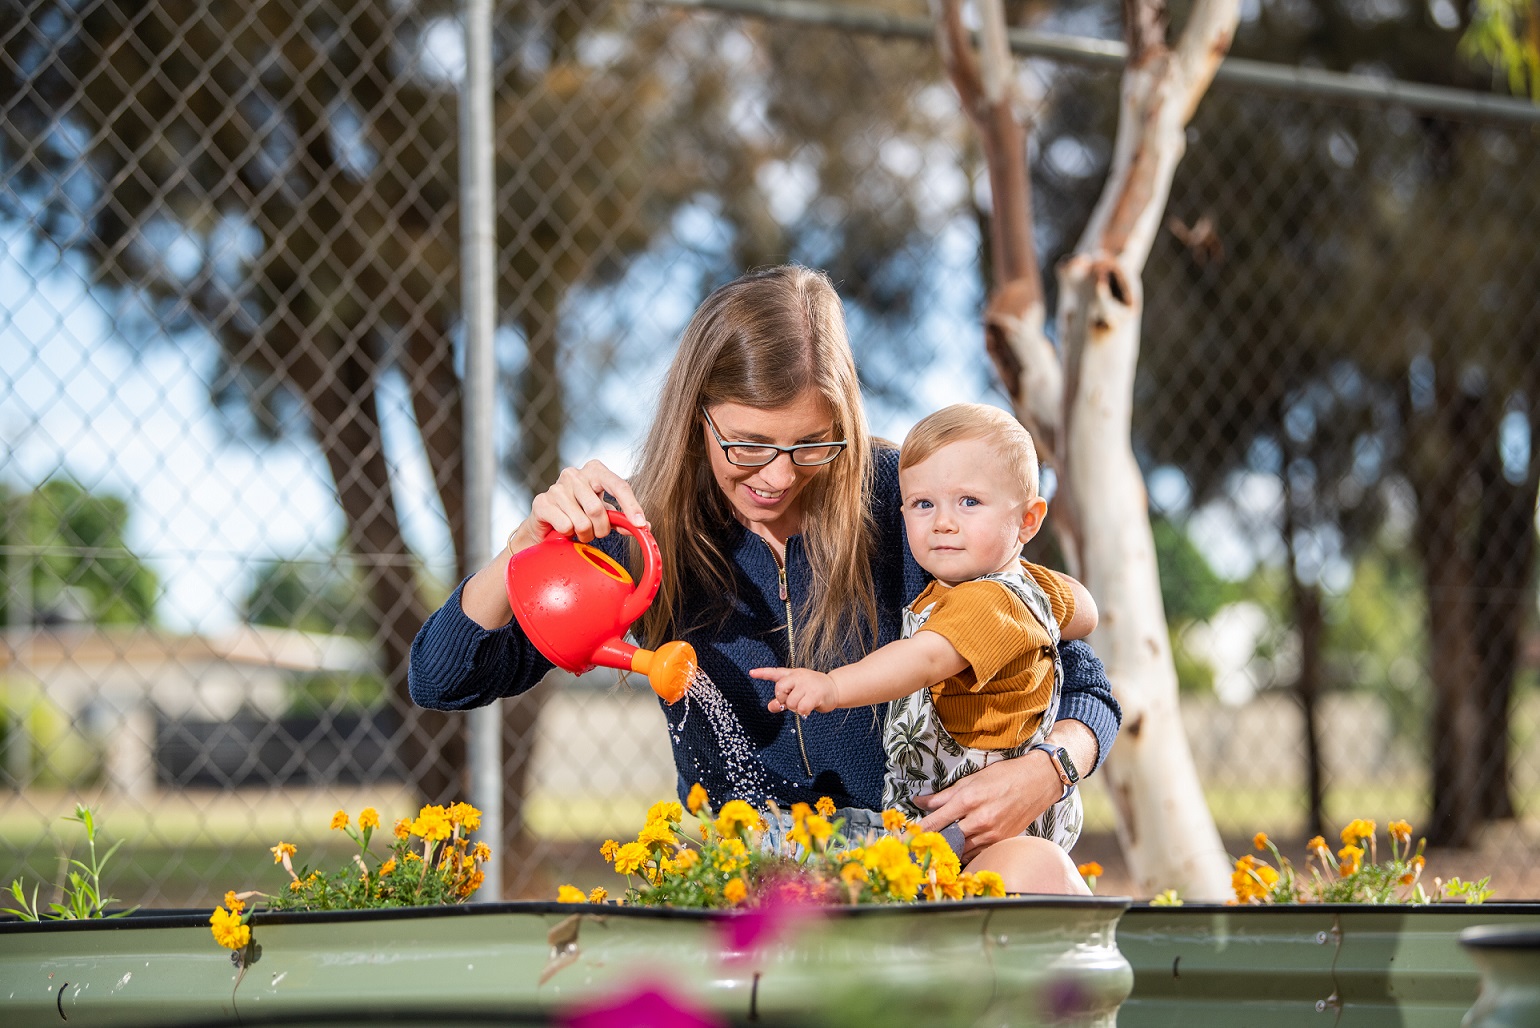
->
<box><xmin>719</xmin><ymin>425</ymin><xmax>835</xmax><ymax>443</ymax></box>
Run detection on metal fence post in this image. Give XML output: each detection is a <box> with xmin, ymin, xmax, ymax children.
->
<box><xmin>460</xmin><ymin>0</ymin><xmax>502</xmax><ymax>899</ymax></box>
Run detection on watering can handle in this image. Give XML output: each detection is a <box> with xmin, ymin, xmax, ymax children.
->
<box><xmin>541</xmin><ymin>511</ymin><xmax>662</xmax><ymax>628</ymax></box>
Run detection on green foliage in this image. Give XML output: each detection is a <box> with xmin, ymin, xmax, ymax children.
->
<box><xmin>1461</xmin><ymin>0</ymin><xmax>1540</xmax><ymax>100</ymax></box>
<box><xmin>243</xmin><ymin>556</ymin><xmax>374</xmax><ymax>637</ymax></box>
<box><xmin>1</xmin><ymin>481</ymin><xmax>158</xmax><ymax>626</ymax></box>
<box><xmin>3</xmin><ymin>805</ymin><xmax>137</xmax><ymax>920</ymax></box>
<box><xmin>1153</xmin><ymin>516</ymin><xmax>1233</xmax><ymax>625</ymax></box>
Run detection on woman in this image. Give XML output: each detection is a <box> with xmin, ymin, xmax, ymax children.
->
<box><xmin>409</xmin><ymin>265</ymin><xmax>1119</xmax><ymax>891</ymax></box>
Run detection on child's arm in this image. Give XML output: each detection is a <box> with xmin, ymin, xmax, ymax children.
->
<box><xmin>1050</xmin><ymin>571</ymin><xmax>1098</xmax><ymax>641</ymax></box>
<box><xmin>751</xmin><ymin>631</ymin><xmax>969</xmax><ymax>716</ymax></box>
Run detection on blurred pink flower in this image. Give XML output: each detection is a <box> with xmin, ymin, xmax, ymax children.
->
<box><xmin>560</xmin><ymin>980</ymin><xmax>720</xmax><ymax>1028</ymax></box>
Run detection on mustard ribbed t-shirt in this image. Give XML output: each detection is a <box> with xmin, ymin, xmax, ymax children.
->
<box><xmin>907</xmin><ymin>561</ymin><xmax>1076</xmax><ymax>750</ymax></box>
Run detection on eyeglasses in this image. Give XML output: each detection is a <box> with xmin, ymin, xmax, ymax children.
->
<box><xmin>701</xmin><ymin>407</ymin><xmax>848</xmax><ymax>468</ymax></box>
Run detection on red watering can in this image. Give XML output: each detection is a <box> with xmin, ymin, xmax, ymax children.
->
<box><xmin>505</xmin><ymin>512</ymin><xmax>696</xmax><ymax>704</ymax></box>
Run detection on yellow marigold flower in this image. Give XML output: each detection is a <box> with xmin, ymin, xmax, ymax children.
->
<box><xmin>841</xmin><ymin>846</ymin><xmax>864</xmax><ymax>864</ymax></box>
<box><xmin>973</xmin><ymin>870</ymin><xmax>1006</xmax><ymax>898</ymax></box>
<box><xmin>459</xmin><ymin>870</ymin><xmax>484</xmax><ymax>897</ymax></box>
<box><xmin>714</xmin><ymin>800</ymin><xmax>758</xmax><ymax>838</ymax></box>
<box><xmin>393</xmin><ymin>818</ymin><xmax>411</xmax><ymax>840</ymax></box>
<box><xmin>1341</xmin><ymin>819</ymin><xmax>1376</xmax><ymax>846</ymax></box>
<box><xmin>1253</xmin><ymin>832</ymin><xmax>1269</xmax><ymax>850</ymax></box>
<box><xmin>412</xmin><ymin>804</ymin><xmax>453</xmax><ymax>842</ymax></box>
<box><xmin>1338</xmin><ymin>845</ymin><xmax>1364</xmax><ymax>876</ymax></box>
<box><xmin>600</xmin><ymin>839</ymin><xmax>620</xmax><ymax>863</ymax></box>
<box><xmin>588</xmin><ymin>887</ymin><xmax>608</xmax><ymax>903</ymax></box>
<box><xmin>1399</xmin><ymin>854</ymin><xmax>1427</xmax><ymax>885</ymax></box>
<box><xmin>714</xmin><ymin>837</ymin><xmax>749</xmax><ymax>874</ymax></box>
<box><xmin>358</xmin><ymin>807</ymin><xmax>380</xmax><ymax>830</ymax></box>
<box><xmin>403</xmin><ymin>851</ymin><xmax>422</xmax><ymax>863</ymax></box>
<box><xmin>886</xmin><ymin>860</ymin><xmax>924</xmax><ymax>900</ymax></box>
<box><xmin>1231</xmin><ymin>858</ymin><xmax>1279</xmax><ymax>903</ymax></box>
<box><xmin>223</xmin><ymin>891</ymin><xmax>245</xmax><ymax>913</ymax></box>
<box><xmin>209</xmin><ymin>906</ymin><xmax>251</xmax><ymax>951</ymax></box>
<box><xmin>909</xmin><ymin>831</ymin><xmax>954</xmax><ymax>865</ymax></box>
<box><xmin>805</xmin><ymin>814</ymin><xmax>834</xmax><ymax>845</ymax></box>
<box><xmin>289</xmin><ymin>879</ymin><xmax>303</xmax><ymax>891</ymax></box>
<box><xmin>637</xmin><ymin>818</ymin><xmax>677</xmax><ymax>848</ymax></box>
<box><xmin>447</xmin><ymin>802</ymin><xmax>481</xmax><ymax>831</ymax></box>
<box><xmin>1307</xmin><ymin>835</ymin><xmax>1328</xmax><ymax>854</ymax></box>
<box><xmin>472</xmin><ymin>841</ymin><xmax>492</xmax><ymax>863</ymax></box>
<box><xmin>881</xmin><ymin>809</ymin><xmax>908</xmax><ymax>834</ymax></box>
<box><xmin>816</xmin><ymin>796</ymin><xmax>837</xmax><ymax>818</ymax></box>
<box><xmin>1078</xmin><ymin>862</ymin><xmax>1104</xmax><ymax>879</ymax></box>
<box><xmin>557</xmin><ymin>884</ymin><xmax>586</xmax><ymax>903</ymax></box>
<box><xmin>674</xmin><ymin>848</ymin><xmax>700</xmax><ymax>871</ymax></box>
<box><xmin>1389</xmin><ymin>820</ymin><xmax>1413</xmax><ymax>845</ymax></box>
<box><xmin>329</xmin><ymin>809</ymin><xmax>349</xmax><ymax>830</ymax></box>
<box><xmin>271</xmin><ymin>841</ymin><xmax>297</xmax><ymax>864</ymax></box>
<box><xmin>840</xmin><ymin>861</ymin><xmax>869</xmax><ymax>885</ymax></box>
<box><xmin>687</xmin><ymin>783</ymin><xmax>709</xmax><ymax>815</ymax></box>
<box><xmin>614</xmin><ymin>841</ymin><xmax>649</xmax><ymax>876</ymax></box>
<box><xmin>935</xmin><ymin>863</ymin><xmax>965</xmax><ymax>900</ymax></box>
<box><xmin>380</xmin><ymin>858</ymin><xmax>397</xmax><ymax>876</ymax></box>
<box><xmin>790</xmin><ymin>802</ymin><xmax>813</xmax><ymax>824</ymax></box>
<box><xmin>787</xmin><ymin>824</ymin><xmax>811</xmax><ymax>849</ymax></box>
<box><xmin>724</xmin><ymin>878</ymin><xmax>748</xmax><ymax>905</ymax></box>
<box><xmin>647</xmin><ymin>800</ymin><xmax>684</xmax><ymax>824</ymax></box>
<box><xmin>862</xmin><ymin>835</ymin><xmax>912</xmax><ymax>875</ymax></box>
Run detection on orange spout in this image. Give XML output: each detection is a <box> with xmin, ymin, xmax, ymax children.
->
<box><xmin>631</xmin><ymin>640</ymin><xmax>697</xmax><ymax>704</ymax></box>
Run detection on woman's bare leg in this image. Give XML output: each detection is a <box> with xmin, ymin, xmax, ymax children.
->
<box><xmin>967</xmin><ymin>836</ymin><xmax>1090</xmax><ymax>895</ymax></box>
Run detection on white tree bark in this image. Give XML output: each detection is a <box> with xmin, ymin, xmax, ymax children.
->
<box><xmin>943</xmin><ymin>0</ymin><xmax>1240</xmax><ymax>898</ymax></box>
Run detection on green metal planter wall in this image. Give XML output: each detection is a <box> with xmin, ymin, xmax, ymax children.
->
<box><xmin>1118</xmin><ymin>903</ymin><xmax>1540</xmax><ymax>1027</ymax></box>
<box><xmin>0</xmin><ymin>897</ymin><xmax>1132</xmax><ymax>1027</ymax></box>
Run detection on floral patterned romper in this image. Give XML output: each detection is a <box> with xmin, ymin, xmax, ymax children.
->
<box><xmin>880</xmin><ymin>563</ymin><xmax>1084</xmax><ymax>852</ymax></box>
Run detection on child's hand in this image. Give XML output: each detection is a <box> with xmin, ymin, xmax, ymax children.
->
<box><xmin>750</xmin><ymin>667</ymin><xmax>839</xmax><ymax>715</ymax></box>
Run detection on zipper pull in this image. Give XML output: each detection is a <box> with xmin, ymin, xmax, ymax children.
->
<box><xmin>778</xmin><ymin>565</ymin><xmax>788</xmax><ymax>602</ymax></box>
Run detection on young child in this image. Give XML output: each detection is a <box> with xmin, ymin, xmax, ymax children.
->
<box><xmin>751</xmin><ymin>403</ymin><xmax>1096</xmax><ymax>887</ymax></box>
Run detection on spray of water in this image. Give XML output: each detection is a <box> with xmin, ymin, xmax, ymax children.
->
<box><xmin>667</xmin><ymin>668</ymin><xmax>777</xmax><ymax>808</ymax></box>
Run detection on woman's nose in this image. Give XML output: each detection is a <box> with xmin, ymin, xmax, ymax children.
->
<box><xmin>757</xmin><ymin>452</ymin><xmax>798</xmax><ymax>488</ymax></box>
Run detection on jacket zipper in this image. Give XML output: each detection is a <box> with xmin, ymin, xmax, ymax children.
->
<box><xmin>769</xmin><ymin>541</ymin><xmax>814</xmax><ymax>778</ymax></box>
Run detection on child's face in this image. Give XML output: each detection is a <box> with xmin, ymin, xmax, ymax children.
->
<box><xmin>900</xmin><ymin>436</ymin><xmax>1046</xmax><ymax>587</ymax></box>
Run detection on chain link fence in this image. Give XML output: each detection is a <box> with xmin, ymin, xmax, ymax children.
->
<box><xmin>3</xmin><ymin>0</ymin><xmax>1539</xmax><ymax>905</ymax></box>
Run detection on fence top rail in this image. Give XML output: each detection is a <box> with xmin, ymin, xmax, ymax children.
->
<box><xmin>654</xmin><ymin>0</ymin><xmax>1540</xmax><ymax>126</ymax></box>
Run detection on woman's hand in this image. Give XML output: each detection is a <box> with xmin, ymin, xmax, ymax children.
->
<box><xmin>911</xmin><ymin>719</ymin><xmax>1099</xmax><ymax>862</ymax></box>
<box><xmin>508</xmin><ymin>459</ymin><xmax>646</xmax><ymax>551</ymax></box>
<box><xmin>460</xmin><ymin>460</ymin><xmax>645</xmax><ymax>629</ymax></box>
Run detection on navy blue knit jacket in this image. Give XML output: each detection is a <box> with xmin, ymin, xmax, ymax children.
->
<box><xmin>408</xmin><ymin>448</ymin><xmax>1120</xmax><ymax>811</ymax></box>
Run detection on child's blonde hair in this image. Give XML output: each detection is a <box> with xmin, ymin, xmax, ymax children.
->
<box><xmin>899</xmin><ymin>403</ymin><xmax>1039</xmax><ymax>502</ymax></box>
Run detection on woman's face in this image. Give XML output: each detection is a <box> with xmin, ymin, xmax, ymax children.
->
<box><xmin>702</xmin><ymin>390</ymin><xmax>838</xmax><ymax>544</ymax></box>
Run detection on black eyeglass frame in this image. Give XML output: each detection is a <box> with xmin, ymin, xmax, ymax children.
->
<box><xmin>700</xmin><ymin>407</ymin><xmax>849</xmax><ymax>468</ymax></box>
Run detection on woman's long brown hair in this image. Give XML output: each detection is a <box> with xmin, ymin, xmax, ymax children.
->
<box><xmin>630</xmin><ymin>265</ymin><xmax>877</xmax><ymax>670</ymax></box>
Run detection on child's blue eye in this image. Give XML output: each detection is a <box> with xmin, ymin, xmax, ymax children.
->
<box><xmin>961</xmin><ymin>497</ymin><xmax>980</xmax><ymax>507</ymax></box>
<box><xmin>911</xmin><ymin>499</ymin><xmax>933</xmax><ymax>510</ymax></box>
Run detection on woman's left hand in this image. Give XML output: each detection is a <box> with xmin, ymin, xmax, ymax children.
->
<box><xmin>912</xmin><ymin>719</ymin><xmax>1098</xmax><ymax>862</ymax></box>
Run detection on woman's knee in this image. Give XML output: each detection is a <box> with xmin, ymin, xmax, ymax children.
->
<box><xmin>967</xmin><ymin>836</ymin><xmax>1090</xmax><ymax>896</ymax></box>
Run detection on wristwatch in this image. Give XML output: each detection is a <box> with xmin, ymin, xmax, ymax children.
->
<box><xmin>1030</xmin><ymin>742</ymin><xmax>1080</xmax><ymax>801</ymax></box>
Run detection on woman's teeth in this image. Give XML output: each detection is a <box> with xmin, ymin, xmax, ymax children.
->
<box><xmin>749</xmin><ymin>486</ymin><xmax>783</xmax><ymax>499</ymax></box>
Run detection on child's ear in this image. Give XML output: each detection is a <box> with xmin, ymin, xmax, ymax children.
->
<box><xmin>1018</xmin><ymin>496</ymin><xmax>1048</xmax><ymax>544</ymax></box>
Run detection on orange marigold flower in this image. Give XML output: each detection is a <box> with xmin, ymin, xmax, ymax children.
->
<box><xmin>1306</xmin><ymin>836</ymin><xmax>1328</xmax><ymax>854</ymax></box>
<box><xmin>380</xmin><ymin>858</ymin><xmax>397</xmax><ymax>876</ymax></box>
<box><xmin>223</xmin><ymin>891</ymin><xmax>245</xmax><ymax>913</ymax></box>
<box><xmin>472</xmin><ymin>841</ymin><xmax>492</xmax><ymax>863</ymax></box>
<box><xmin>840</xmin><ymin>861</ymin><xmax>869</xmax><ymax>885</ymax></box>
<box><xmin>790</xmin><ymin>802</ymin><xmax>813</xmax><ymax>824</ymax></box>
<box><xmin>1253</xmin><ymin>832</ymin><xmax>1269</xmax><ymax>850</ymax></box>
<box><xmin>1338</xmin><ymin>844</ymin><xmax>1364</xmax><ymax>876</ymax></box>
<box><xmin>815</xmin><ymin>796</ymin><xmax>837</xmax><ymax>818</ymax></box>
<box><xmin>686</xmin><ymin>783</ymin><xmax>709</xmax><ymax>815</ymax></box>
<box><xmin>271</xmin><ymin>841</ymin><xmax>297</xmax><ymax>864</ymax></box>
<box><xmin>723</xmin><ymin>878</ymin><xmax>748</xmax><ymax>905</ymax></box>
<box><xmin>1078</xmin><ymin>862</ymin><xmax>1104</xmax><ymax>879</ymax></box>
<box><xmin>1340</xmin><ymin>819</ymin><xmax>1376</xmax><ymax>846</ymax></box>
<box><xmin>1388</xmin><ymin>820</ymin><xmax>1413</xmax><ymax>845</ymax></box>
<box><xmin>647</xmin><ymin>800</ymin><xmax>683</xmax><ymax>824</ymax></box>
<box><xmin>674</xmin><ymin>849</ymin><xmax>699</xmax><ymax>871</ymax></box>
<box><xmin>881</xmin><ymin>809</ymin><xmax>908</xmax><ymax>834</ymax></box>
<box><xmin>588</xmin><ymin>887</ymin><xmax>608</xmax><ymax>904</ymax></box>
<box><xmin>330</xmin><ymin>809</ymin><xmax>349</xmax><ymax>830</ymax></box>
<box><xmin>447</xmin><ymin>802</ymin><xmax>481</xmax><ymax>831</ymax></box>
<box><xmin>358</xmin><ymin>807</ymin><xmax>380</xmax><ymax>830</ymax></box>
<box><xmin>972</xmin><ymin>870</ymin><xmax>1006</xmax><ymax>898</ymax></box>
<box><xmin>600</xmin><ymin>839</ymin><xmax>620</xmax><ymax>863</ymax></box>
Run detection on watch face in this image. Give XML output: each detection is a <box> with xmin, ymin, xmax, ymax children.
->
<box><xmin>1057</xmin><ymin>747</ymin><xmax>1081</xmax><ymax>783</ymax></box>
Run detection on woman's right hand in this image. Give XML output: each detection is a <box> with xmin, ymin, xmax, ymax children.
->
<box><xmin>507</xmin><ymin>459</ymin><xmax>647</xmax><ymax>552</ymax></box>
<box><xmin>461</xmin><ymin>460</ymin><xmax>646</xmax><ymax>629</ymax></box>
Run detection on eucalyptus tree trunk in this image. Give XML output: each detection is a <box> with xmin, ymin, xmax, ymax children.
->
<box><xmin>936</xmin><ymin>0</ymin><xmax>1238</xmax><ymax>898</ymax></box>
